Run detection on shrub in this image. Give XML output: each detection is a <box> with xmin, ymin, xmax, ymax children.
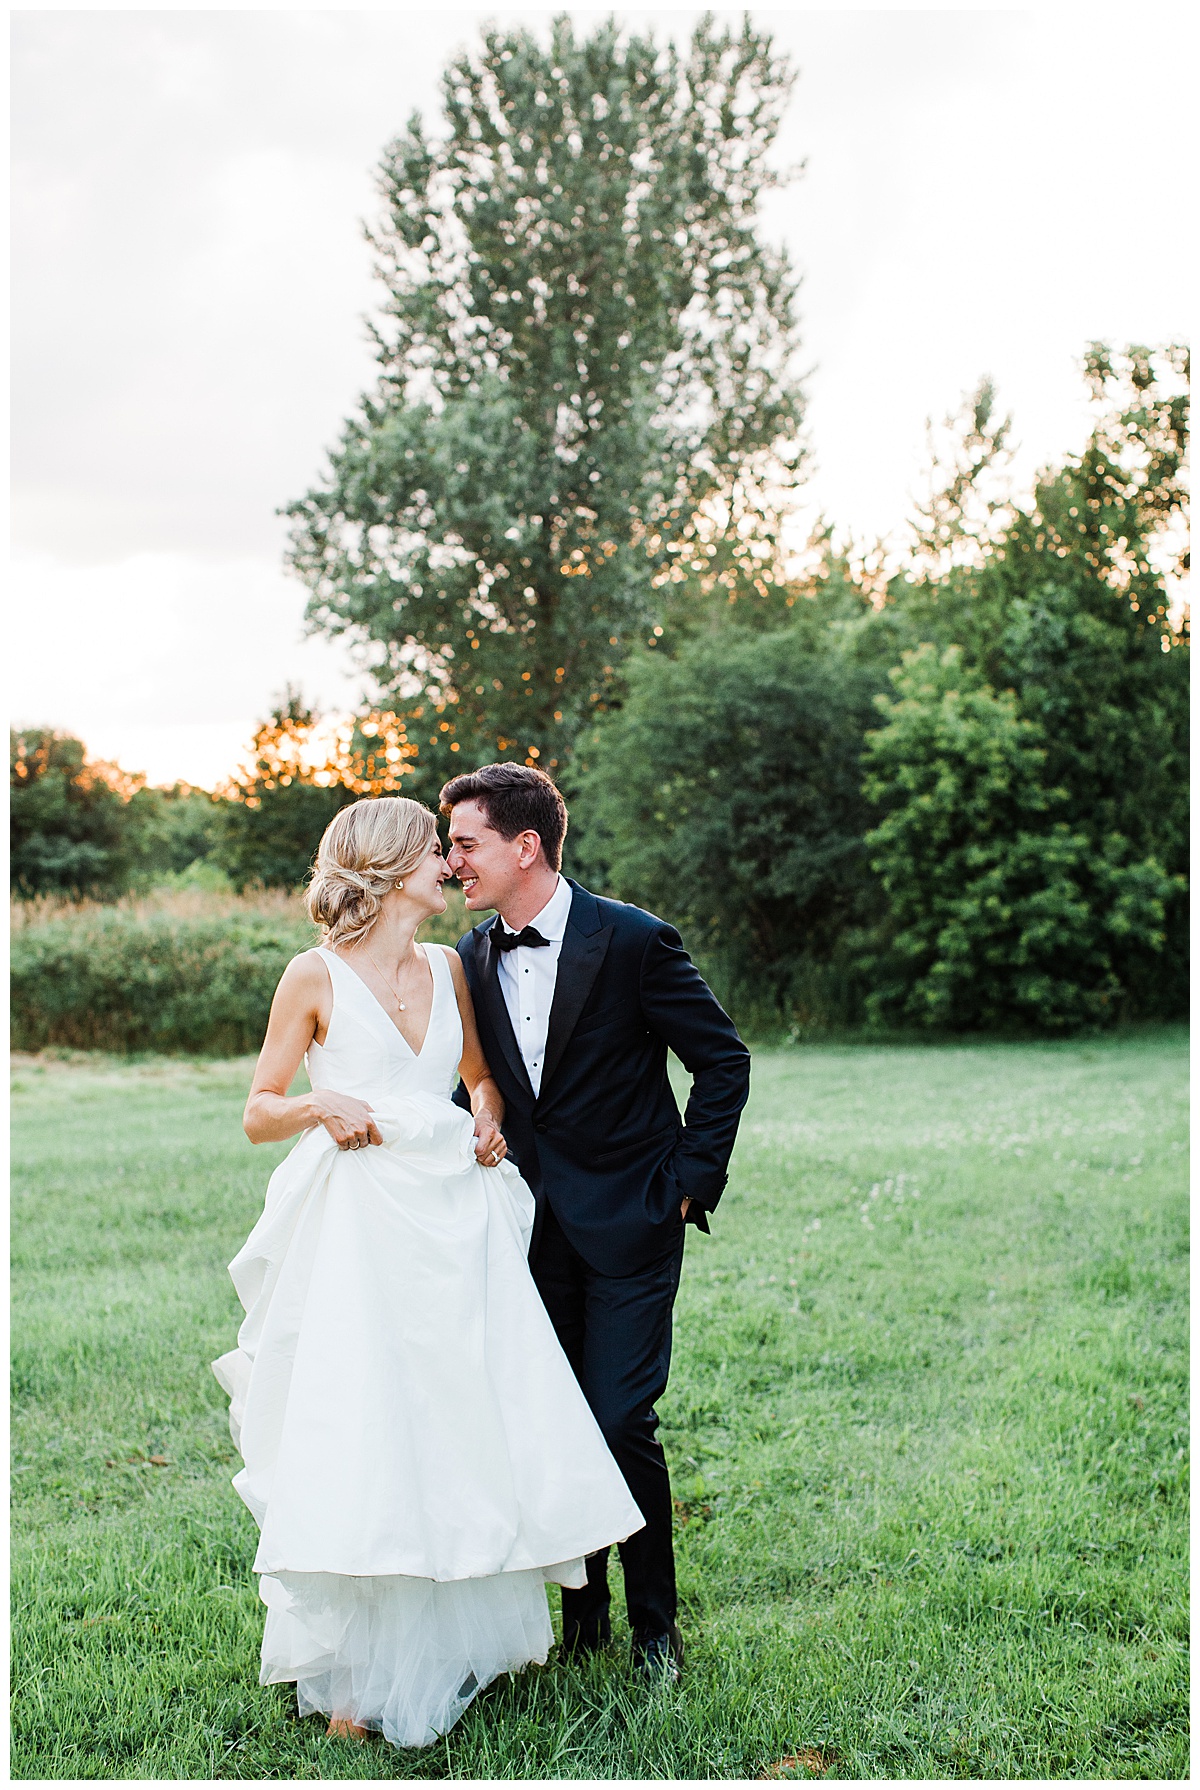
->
<box><xmin>11</xmin><ymin>911</ymin><xmax>318</xmax><ymax>1055</ymax></box>
<box><xmin>10</xmin><ymin>888</ymin><xmax>481</xmax><ymax>1055</ymax></box>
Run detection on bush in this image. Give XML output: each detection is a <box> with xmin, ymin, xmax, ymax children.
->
<box><xmin>11</xmin><ymin>910</ymin><xmax>317</xmax><ymax>1055</ymax></box>
<box><xmin>10</xmin><ymin>888</ymin><xmax>482</xmax><ymax>1055</ymax></box>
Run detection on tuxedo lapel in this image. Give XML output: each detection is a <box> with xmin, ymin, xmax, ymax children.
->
<box><xmin>540</xmin><ymin>886</ymin><xmax>613</xmax><ymax>1096</ymax></box>
<box><xmin>472</xmin><ymin>920</ymin><xmax>535</xmax><ymax>1101</ymax></box>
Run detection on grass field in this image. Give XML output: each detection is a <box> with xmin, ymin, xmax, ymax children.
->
<box><xmin>11</xmin><ymin>1031</ymin><xmax>1189</xmax><ymax>1779</ymax></box>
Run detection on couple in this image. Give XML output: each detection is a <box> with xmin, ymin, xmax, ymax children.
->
<box><xmin>213</xmin><ymin>762</ymin><xmax>751</xmax><ymax>1748</ymax></box>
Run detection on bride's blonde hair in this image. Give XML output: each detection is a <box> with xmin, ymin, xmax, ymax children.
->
<box><xmin>306</xmin><ymin>797</ymin><xmax>438</xmax><ymax>948</ymax></box>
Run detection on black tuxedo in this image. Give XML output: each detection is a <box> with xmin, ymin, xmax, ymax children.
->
<box><xmin>456</xmin><ymin>880</ymin><xmax>750</xmax><ymax>1642</ymax></box>
<box><xmin>454</xmin><ymin>881</ymin><xmax>751</xmax><ymax>1277</ymax></box>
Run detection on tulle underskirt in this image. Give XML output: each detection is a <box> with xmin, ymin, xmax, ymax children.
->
<box><xmin>259</xmin><ymin>1567</ymin><xmax>561</xmax><ymax>1748</ymax></box>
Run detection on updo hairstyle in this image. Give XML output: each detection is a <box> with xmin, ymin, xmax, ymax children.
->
<box><xmin>306</xmin><ymin>797</ymin><xmax>438</xmax><ymax>948</ymax></box>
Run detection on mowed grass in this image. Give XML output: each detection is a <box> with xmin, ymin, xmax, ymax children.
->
<box><xmin>11</xmin><ymin>1032</ymin><xmax>1188</xmax><ymax>1779</ymax></box>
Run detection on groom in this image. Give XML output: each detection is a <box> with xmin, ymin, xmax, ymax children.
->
<box><xmin>442</xmin><ymin>762</ymin><xmax>750</xmax><ymax>1680</ymax></box>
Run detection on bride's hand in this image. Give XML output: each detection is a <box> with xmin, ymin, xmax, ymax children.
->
<box><xmin>473</xmin><ymin>1113</ymin><xmax>508</xmax><ymax>1168</ymax></box>
<box><xmin>313</xmin><ymin>1092</ymin><xmax>382</xmax><ymax>1151</ymax></box>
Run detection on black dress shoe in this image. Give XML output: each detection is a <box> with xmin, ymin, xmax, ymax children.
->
<box><xmin>631</xmin><ymin>1622</ymin><xmax>684</xmax><ymax>1682</ymax></box>
<box><xmin>561</xmin><ymin>1613</ymin><xmax>612</xmax><ymax>1657</ymax></box>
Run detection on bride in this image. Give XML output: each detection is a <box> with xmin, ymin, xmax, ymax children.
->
<box><xmin>212</xmin><ymin>796</ymin><xmax>644</xmax><ymax>1748</ymax></box>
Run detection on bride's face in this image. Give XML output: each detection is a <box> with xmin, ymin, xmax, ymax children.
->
<box><xmin>399</xmin><ymin>839</ymin><xmax>453</xmax><ymax>917</ymax></box>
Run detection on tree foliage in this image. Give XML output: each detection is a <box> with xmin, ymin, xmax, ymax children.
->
<box><xmin>570</xmin><ymin>613</ymin><xmax>884</xmax><ymax>1022</ymax></box>
<box><xmin>572</xmin><ymin>340</ymin><xmax>1188</xmax><ymax>1034</ymax></box>
<box><xmin>10</xmin><ymin>731</ymin><xmax>225</xmax><ymax>898</ymax></box>
<box><xmin>10</xmin><ymin>730</ymin><xmax>138</xmax><ymax>897</ymax></box>
<box><xmin>910</xmin><ymin>377</ymin><xmax>1016</xmax><ymax>580</ymax></box>
<box><xmin>863</xmin><ymin>343</ymin><xmax>1189</xmax><ymax>1027</ymax></box>
<box><xmin>286</xmin><ymin>13</ymin><xmax>804</xmax><ymax>775</ymax></box>
<box><xmin>862</xmin><ymin>647</ymin><xmax>1178</xmax><ymax>1030</ymax></box>
<box><xmin>213</xmin><ymin>687</ymin><xmax>474</xmax><ymax>889</ymax></box>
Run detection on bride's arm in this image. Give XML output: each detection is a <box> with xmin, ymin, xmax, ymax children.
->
<box><xmin>444</xmin><ymin>948</ymin><xmax>508</xmax><ymax>1166</ymax></box>
<box><xmin>243</xmin><ymin>955</ymin><xmax>383</xmax><ymax>1149</ymax></box>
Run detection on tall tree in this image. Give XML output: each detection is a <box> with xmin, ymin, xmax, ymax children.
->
<box><xmin>286</xmin><ymin>13</ymin><xmax>805</xmax><ymax>774</ymax></box>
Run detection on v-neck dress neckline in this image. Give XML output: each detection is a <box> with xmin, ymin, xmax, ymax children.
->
<box><xmin>321</xmin><ymin>942</ymin><xmax>438</xmax><ymax>1060</ymax></box>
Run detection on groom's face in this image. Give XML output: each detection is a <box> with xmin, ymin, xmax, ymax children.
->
<box><xmin>446</xmin><ymin>800</ymin><xmax>523</xmax><ymax>912</ymax></box>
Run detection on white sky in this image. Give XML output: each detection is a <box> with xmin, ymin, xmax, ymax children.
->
<box><xmin>11</xmin><ymin>5</ymin><xmax>1194</xmax><ymax>789</ymax></box>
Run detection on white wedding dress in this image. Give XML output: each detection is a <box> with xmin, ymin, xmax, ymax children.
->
<box><xmin>213</xmin><ymin>943</ymin><xmax>644</xmax><ymax>1747</ymax></box>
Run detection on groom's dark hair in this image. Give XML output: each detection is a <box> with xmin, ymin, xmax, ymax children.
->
<box><xmin>439</xmin><ymin>762</ymin><xmax>568</xmax><ymax>872</ymax></box>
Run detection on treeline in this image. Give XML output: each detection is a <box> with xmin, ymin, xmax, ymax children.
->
<box><xmin>11</xmin><ymin>734</ymin><xmax>223</xmax><ymax>899</ymax></box>
<box><xmin>572</xmin><ymin>352</ymin><xmax>1189</xmax><ymax>1032</ymax></box>
<box><xmin>10</xmin><ymin>705</ymin><xmax>409</xmax><ymax>904</ymax></box>
<box><xmin>11</xmin><ymin>694</ymin><xmax>455</xmax><ymax>904</ymax></box>
<box><xmin>12</xmin><ymin>348</ymin><xmax>1190</xmax><ymax>1037</ymax></box>
<box><xmin>11</xmin><ymin>18</ymin><xmax>1189</xmax><ymax>1040</ymax></box>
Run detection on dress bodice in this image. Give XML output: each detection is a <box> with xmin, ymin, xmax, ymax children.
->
<box><xmin>305</xmin><ymin>944</ymin><xmax>462</xmax><ymax>1104</ymax></box>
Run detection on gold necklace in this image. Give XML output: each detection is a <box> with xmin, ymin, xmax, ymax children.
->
<box><xmin>364</xmin><ymin>944</ymin><xmax>420</xmax><ymax>1013</ymax></box>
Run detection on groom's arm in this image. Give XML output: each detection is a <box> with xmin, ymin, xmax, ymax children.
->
<box><xmin>451</xmin><ymin>935</ymin><xmax>475</xmax><ymax>1114</ymax></box>
<box><xmin>638</xmin><ymin>922</ymin><xmax>751</xmax><ymax>1225</ymax></box>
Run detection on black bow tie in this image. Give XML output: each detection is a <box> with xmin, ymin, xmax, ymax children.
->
<box><xmin>492</xmin><ymin>922</ymin><xmax>551</xmax><ymax>952</ymax></box>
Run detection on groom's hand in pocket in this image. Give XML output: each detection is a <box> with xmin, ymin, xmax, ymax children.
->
<box><xmin>680</xmin><ymin>1197</ymin><xmax>692</xmax><ymax>1220</ymax></box>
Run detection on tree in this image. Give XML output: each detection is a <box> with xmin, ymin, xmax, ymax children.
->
<box><xmin>214</xmin><ymin>688</ymin><xmax>450</xmax><ymax>889</ymax></box>
<box><xmin>861</xmin><ymin>647</ymin><xmax>1178</xmax><ymax>1030</ymax></box>
<box><xmin>11</xmin><ymin>730</ymin><xmax>144</xmax><ymax>897</ymax></box>
<box><xmin>286</xmin><ymin>13</ymin><xmax>805</xmax><ymax>776</ymax></box>
<box><xmin>570</xmin><ymin>617</ymin><xmax>885</xmax><ymax>1026</ymax></box>
<box><xmin>11</xmin><ymin>728</ymin><xmax>237</xmax><ymax>897</ymax></box>
<box><xmin>909</xmin><ymin>377</ymin><xmax>1016</xmax><ymax>581</ymax></box>
<box><xmin>214</xmin><ymin>693</ymin><xmax>352</xmax><ymax>892</ymax></box>
<box><xmin>127</xmin><ymin>784</ymin><xmax>225</xmax><ymax>879</ymax></box>
<box><xmin>862</xmin><ymin>344</ymin><xmax>1189</xmax><ymax>1026</ymax></box>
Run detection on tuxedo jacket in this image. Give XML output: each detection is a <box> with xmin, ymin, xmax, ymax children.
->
<box><xmin>454</xmin><ymin>881</ymin><xmax>751</xmax><ymax>1278</ymax></box>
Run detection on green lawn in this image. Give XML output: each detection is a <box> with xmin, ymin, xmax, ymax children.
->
<box><xmin>11</xmin><ymin>1032</ymin><xmax>1188</xmax><ymax>1779</ymax></box>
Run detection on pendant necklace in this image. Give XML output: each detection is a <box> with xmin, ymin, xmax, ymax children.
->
<box><xmin>365</xmin><ymin>945</ymin><xmax>417</xmax><ymax>1012</ymax></box>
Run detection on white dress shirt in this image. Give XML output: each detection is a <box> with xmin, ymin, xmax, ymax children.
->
<box><xmin>496</xmin><ymin>874</ymin><xmax>573</xmax><ymax>1097</ymax></box>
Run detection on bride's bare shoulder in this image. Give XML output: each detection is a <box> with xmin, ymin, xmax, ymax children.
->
<box><xmin>436</xmin><ymin>944</ymin><xmax>471</xmax><ymax>992</ymax></box>
<box><xmin>276</xmin><ymin>948</ymin><xmax>331</xmax><ymax>999</ymax></box>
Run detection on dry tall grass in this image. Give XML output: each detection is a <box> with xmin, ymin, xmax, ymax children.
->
<box><xmin>11</xmin><ymin>883</ymin><xmax>481</xmax><ymax>942</ymax></box>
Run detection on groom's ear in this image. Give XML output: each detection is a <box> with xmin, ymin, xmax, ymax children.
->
<box><xmin>515</xmin><ymin>829</ymin><xmax>545</xmax><ymax>870</ymax></box>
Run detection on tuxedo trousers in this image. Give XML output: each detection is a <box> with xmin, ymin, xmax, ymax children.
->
<box><xmin>530</xmin><ymin>1200</ymin><xmax>685</xmax><ymax>1642</ymax></box>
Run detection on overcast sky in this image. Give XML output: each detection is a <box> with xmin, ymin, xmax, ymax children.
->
<box><xmin>11</xmin><ymin>5</ymin><xmax>1193</xmax><ymax>788</ymax></box>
